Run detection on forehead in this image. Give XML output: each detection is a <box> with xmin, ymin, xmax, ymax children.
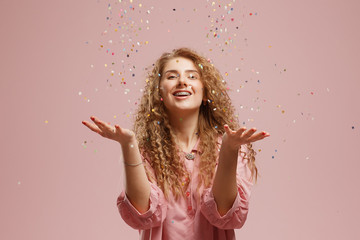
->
<box><xmin>163</xmin><ymin>57</ymin><xmax>198</xmax><ymax>72</ymax></box>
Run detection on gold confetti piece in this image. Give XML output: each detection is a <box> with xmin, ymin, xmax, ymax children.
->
<box><xmin>114</xmin><ymin>115</ymin><xmax>117</xmax><ymax>118</ymax></box>
<box><xmin>105</xmin><ymin>64</ymin><xmax>108</xmax><ymax>67</ymax></box>
<box><xmin>282</xmin><ymin>110</ymin><xmax>285</xmax><ymax>114</ymax></box>
<box><xmin>45</xmin><ymin>120</ymin><xmax>48</xmax><ymax>124</ymax></box>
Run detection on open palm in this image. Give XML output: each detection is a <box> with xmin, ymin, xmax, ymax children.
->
<box><xmin>222</xmin><ymin>124</ymin><xmax>270</xmax><ymax>152</ymax></box>
<box><xmin>82</xmin><ymin>116</ymin><xmax>135</xmax><ymax>145</ymax></box>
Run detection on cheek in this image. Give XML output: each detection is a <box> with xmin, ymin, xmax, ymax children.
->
<box><xmin>159</xmin><ymin>81</ymin><xmax>166</xmax><ymax>93</ymax></box>
<box><xmin>159</xmin><ymin>84</ymin><xmax>171</xmax><ymax>97</ymax></box>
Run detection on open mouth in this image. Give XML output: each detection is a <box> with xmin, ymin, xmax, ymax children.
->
<box><xmin>173</xmin><ymin>95</ymin><xmax>191</xmax><ymax>99</ymax></box>
<box><xmin>172</xmin><ymin>91</ymin><xmax>192</xmax><ymax>99</ymax></box>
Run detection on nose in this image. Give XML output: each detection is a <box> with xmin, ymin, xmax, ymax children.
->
<box><xmin>177</xmin><ymin>74</ymin><xmax>188</xmax><ymax>86</ymax></box>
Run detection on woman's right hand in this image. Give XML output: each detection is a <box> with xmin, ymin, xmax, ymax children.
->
<box><xmin>82</xmin><ymin>116</ymin><xmax>135</xmax><ymax>146</ymax></box>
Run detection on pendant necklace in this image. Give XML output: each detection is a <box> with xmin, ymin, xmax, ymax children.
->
<box><xmin>182</xmin><ymin>132</ymin><xmax>199</xmax><ymax>160</ymax></box>
<box><xmin>184</xmin><ymin>151</ymin><xmax>195</xmax><ymax>160</ymax></box>
<box><xmin>182</xmin><ymin>133</ymin><xmax>199</xmax><ymax>160</ymax></box>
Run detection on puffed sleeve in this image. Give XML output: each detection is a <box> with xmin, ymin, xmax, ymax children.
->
<box><xmin>116</xmin><ymin>153</ymin><xmax>167</xmax><ymax>230</ymax></box>
<box><xmin>200</xmin><ymin>145</ymin><xmax>253</xmax><ymax>229</ymax></box>
<box><xmin>117</xmin><ymin>182</ymin><xmax>167</xmax><ymax>230</ymax></box>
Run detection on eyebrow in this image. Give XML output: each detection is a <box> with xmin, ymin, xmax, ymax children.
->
<box><xmin>164</xmin><ymin>70</ymin><xmax>199</xmax><ymax>74</ymax></box>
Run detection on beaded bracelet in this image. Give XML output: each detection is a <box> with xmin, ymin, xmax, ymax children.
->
<box><xmin>123</xmin><ymin>161</ymin><xmax>144</xmax><ymax>167</ymax></box>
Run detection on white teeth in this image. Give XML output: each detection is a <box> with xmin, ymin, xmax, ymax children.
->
<box><xmin>174</xmin><ymin>92</ymin><xmax>191</xmax><ymax>96</ymax></box>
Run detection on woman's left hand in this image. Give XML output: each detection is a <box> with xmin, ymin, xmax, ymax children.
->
<box><xmin>222</xmin><ymin>124</ymin><xmax>270</xmax><ymax>152</ymax></box>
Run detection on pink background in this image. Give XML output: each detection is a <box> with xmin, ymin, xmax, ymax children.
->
<box><xmin>1</xmin><ymin>0</ymin><xmax>359</xmax><ymax>239</ymax></box>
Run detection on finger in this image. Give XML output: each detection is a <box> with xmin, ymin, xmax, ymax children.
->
<box><xmin>82</xmin><ymin>121</ymin><xmax>102</xmax><ymax>134</ymax></box>
<box><xmin>235</xmin><ymin>126</ymin><xmax>247</xmax><ymax>137</ymax></box>
<box><xmin>116</xmin><ymin>125</ymin><xmax>134</xmax><ymax>137</ymax></box>
<box><xmin>248</xmin><ymin>131</ymin><xmax>270</xmax><ymax>143</ymax></box>
<box><xmin>242</xmin><ymin>127</ymin><xmax>257</xmax><ymax>139</ymax></box>
<box><xmin>224</xmin><ymin>124</ymin><xmax>233</xmax><ymax>135</ymax></box>
<box><xmin>91</xmin><ymin>116</ymin><xmax>112</xmax><ymax>132</ymax></box>
<box><xmin>102</xmin><ymin>122</ymin><xmax>116</xmax><ymax>134</ymax></box>
<box><xmin>114</xmin><ymin>124</ymin><xmax>121</xmax><ymax>134</ymax></box>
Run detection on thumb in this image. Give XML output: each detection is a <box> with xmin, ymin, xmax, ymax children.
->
<box><xmin>224</xmin><ymin>124</ymin><xmax>232</xmax><ymax>135</ymax></box>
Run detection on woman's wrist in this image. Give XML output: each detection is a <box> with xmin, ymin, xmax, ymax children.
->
<box><xmin>119</xmin><ymin>136</ymin><xmax>137</xmax><ymax>148</ymax></box>
<box><xmin>220</xmin><ymin>139</ymin><xmax>240</xmax><ymax>154</ymax></box>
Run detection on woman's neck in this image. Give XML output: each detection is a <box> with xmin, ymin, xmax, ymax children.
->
<box><xmin>168</xmin><ymin>110</ymin><xmax>199</xmax><ymax>152</ymax></box>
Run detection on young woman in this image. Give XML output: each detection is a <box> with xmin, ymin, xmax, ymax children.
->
<box><xmin>82</xmin><ymin>48</ymin><xmax>270</xmax><ymax>239</ymax></box>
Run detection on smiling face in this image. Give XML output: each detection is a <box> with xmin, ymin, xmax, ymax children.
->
<box><xmin>159</xmin><ymin>57</ymin><xmax>205</xmax><ymax>114</ymax></box>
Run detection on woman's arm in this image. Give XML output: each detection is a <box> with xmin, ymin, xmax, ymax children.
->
<box><xmin>121</xmin><ymin>137</ymin><xmax>151</xmax><ymax>213</ymax></box>
<box><xmin>211</xmin><ymin>143</ymin><xmax>238</xmax><ymax>216</ymax></box>
<box><xmin>211</xmin><ymin>124</ymin><xmax>270</xmax><ymax>216</ymax></box>
<box><xmin>82</xmin><ymin>116</ymin><xmax>150</xmax><ymax>213</ymax></box>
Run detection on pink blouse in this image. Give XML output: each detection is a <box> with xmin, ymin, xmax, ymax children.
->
<box><xmin>116</xmin><ymin>136</ymin><xmax>253</xmax><ymax>240</ymax></box>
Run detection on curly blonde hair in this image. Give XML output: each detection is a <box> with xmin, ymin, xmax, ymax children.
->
<box><xmin>133</xmin><ymin>47</ymin><xmax>258</xmax><ymax>200</ymax></box>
